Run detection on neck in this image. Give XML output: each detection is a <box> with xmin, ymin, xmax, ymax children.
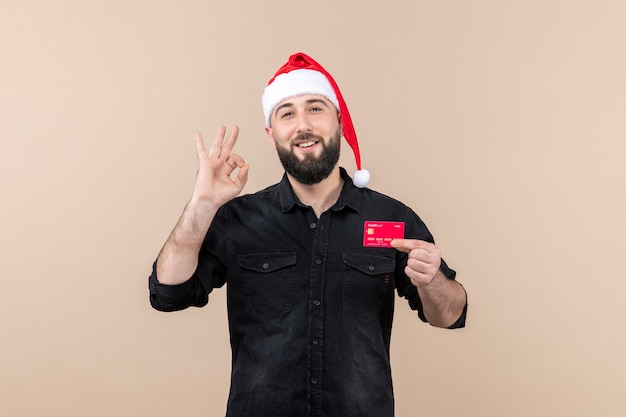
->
<box><xmin>288</xmin><ymin>166</ymin><xmax>344</xmax><ymax>218</ymax></box>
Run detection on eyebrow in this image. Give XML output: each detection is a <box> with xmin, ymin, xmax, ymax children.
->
<box><xmin>273</xmin><ymin>98</ymin><xmax>330</xmax><ymax>118</ymax></box>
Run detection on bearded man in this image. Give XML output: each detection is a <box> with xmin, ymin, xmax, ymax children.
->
<box><xmin>149</xmin><ymin>52</ymin><xmax>467</xmax><ymax>417</ymax></box>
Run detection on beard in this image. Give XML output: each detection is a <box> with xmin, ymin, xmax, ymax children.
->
<box><xmin>275</xmin><ymin>128</ymin><xmax>341</xmax><ymax>185</ymax></box>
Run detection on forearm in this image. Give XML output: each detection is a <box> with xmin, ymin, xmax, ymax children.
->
<box><xmin>153</xmin><ymin>126</ymin><xmax>248</xmax><ymax>285</ymax></box>
<box><xmin>417</xmin><ymin>270</ymin><xmax>467</xmax><ymax>328</ymax></box>
<box><xmin>156</xmin><ymin>198</ymin><xmax>220</xmax><ymax>285</ymax></box>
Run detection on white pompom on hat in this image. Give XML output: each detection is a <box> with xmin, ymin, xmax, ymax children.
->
<box><xmin>262</xmin><ymin>52</ymin><xmax>370</xmax><ymax>188</ymax></box>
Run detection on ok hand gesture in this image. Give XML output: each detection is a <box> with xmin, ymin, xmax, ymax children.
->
<box><xmin>192</xmin><ymin>126</ymin><xmax>249</xmax><ymax>208</ymax></box>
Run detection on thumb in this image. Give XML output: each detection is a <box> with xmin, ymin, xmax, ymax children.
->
<box><xmin>234</xmin><ymin>163</ymin><xmax>250</xmax><ymax>190</ymax></box>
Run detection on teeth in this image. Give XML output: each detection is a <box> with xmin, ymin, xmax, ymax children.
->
<box><xmin>298</xmin><ymin>141</ymin><xmax>316</xmax><ymax>148</ymax></box>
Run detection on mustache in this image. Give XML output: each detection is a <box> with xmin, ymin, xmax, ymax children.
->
<box><xmin>294</xmin><ymin>132</ymin><xmax>325</xmax><ymax>142</ymax></box>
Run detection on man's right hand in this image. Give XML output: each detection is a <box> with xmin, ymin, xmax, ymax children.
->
<box><xmin>192</xmin><ymin>126</ymin><xmax>249</xmax><ymax>209</ymax></box>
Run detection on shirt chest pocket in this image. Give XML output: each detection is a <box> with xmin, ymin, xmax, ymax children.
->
<box><xmin>343</xmin><ymin>253</ymin><xmax>396</xmax><ymax>322</ymax></box>
<box><xmin>236</xmin><ymin>252</ymin><xmax>297</xmax><ymax>321</ymax></box>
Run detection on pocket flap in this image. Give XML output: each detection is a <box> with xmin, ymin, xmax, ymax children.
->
<box><xmin>238</xmin><ymin>252</ymin><xmax>297</xmax><ymax>273</ymax></box>
<box><xmin>343</xmin><ymin>253</ymin><xmax>396</xmax><ymax>275</ymax></box>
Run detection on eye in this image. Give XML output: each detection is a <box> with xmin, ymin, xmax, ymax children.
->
<box><xmin>309</xmin><ymin>106</ymin><xmax>323</xmax><ymax>112</ymax></box>
<box><xmin>279</xmin><ymin>110</ymin><xmax>294</xmax><ymax>119</ymax></box>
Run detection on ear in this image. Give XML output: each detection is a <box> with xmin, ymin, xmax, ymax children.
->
<box><xmin>265</xmin><ymin>127</ymin><xmax>276</xmax><ymax>145</ymax></box>
<box><xmin>337</xmin><ymin>111</ymin><xmax>343</xmax><ymax>133</ymax></box>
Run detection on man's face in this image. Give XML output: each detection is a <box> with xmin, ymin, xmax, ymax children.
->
<box><xmin>267</xmin><ymin>94</ymin><xmax>342</xmax><ymax>185</ymax></box>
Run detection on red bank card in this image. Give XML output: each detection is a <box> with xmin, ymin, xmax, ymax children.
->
<box><xmin>363</xmin><ymin>221</ymin><xmax>405</xmax><ymax>247</ymax></box>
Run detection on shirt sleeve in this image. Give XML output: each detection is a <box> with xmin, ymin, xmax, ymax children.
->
<box><xmin>148</xmin><ymin>263</ymin><xmax>209</xmax><ymax>312</ymax></box>
<box><xmin>148</xmin><ymin>206</ymin><xmax>229</xmax><ymax>312</ymax></box>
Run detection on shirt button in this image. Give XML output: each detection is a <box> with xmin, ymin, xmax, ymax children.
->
<box><xmin>310</xmin><ymin>379</ymin><xmax>318</xmax><ymax>385</ymax></box>
<box><xmin>310</xmin><ymin>222</ymin><xmax>317</xmax><ymax>229</ymax></box>
<box><xmin>368</xmin><ymin>265</ymin><xmax>375</xmax><ymax>272</ymax></box>
<box><xmin>262</xmin><ymin>263</ymin><xmax>269</xmax><ymax>269</ymax></box>
<box><xmin>315</xmin><ymin>258</ymin><xmax>322</xmax><ymax>265</ymax></box>
<box><xmin>313</xmin><ymin>300</ymin><xmax>321</xmax><ymax>306</ymax></box>
<box><xmin>312</xmin><ymin>339</ymin><xmax>319</xmax><ymax>345</ymax></box>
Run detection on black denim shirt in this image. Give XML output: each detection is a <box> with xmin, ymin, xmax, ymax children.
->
<box><xmin>149</xmin><ymin>168</ymin><xmax>466</xmax><ymax>417</ymax></box>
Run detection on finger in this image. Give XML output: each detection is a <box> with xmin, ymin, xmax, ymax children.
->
<box><xmin>404</xmin><ymin>265</ymin><xmax>433</xmax><ymax>286</ymax></box>
<box><xmin>228</xmin><ymin>153</ymin><xmax>246</xmax><ymax>169</ymax></box>
<box><xmin>219</xmin><ymin>125</ymin><xmax>240</xmax><ymax>158</ymax></box>
<box><xmin>406</xmin><ymin>248</ymin><xmax>431</xmax><ymax>262</ymax></box>
<box><xmin>407</xmin><ymin>255</ymin><xmax>440</xmax><ymax>272</ymax></box>
<box><xmin>220</xmin><ymin>154</ymin><xmax>249</xmax><ymax>191</ymax></box>
<box><xmin>207</xmin><ymin>125</ymin><xmax>227</xmax><ymax>159</ymax></box>
<box><xmin>233</xmin><ymin>163</ymin><xmax>250</xmax><ymax>191</ymax></box>
<box><xmin>220</xmin><ymin>153</ymin><xmax>245</xmax><ymax>175</ymax></box>
<box><xmin>390</xmin><ymin>239</ymin><xmax>434</xmax><ymax>254</ymax></box>
<box><xmin>195</xmin><ymin>132</ymin><xmax>209</xmax><ymax>160</ymax></box>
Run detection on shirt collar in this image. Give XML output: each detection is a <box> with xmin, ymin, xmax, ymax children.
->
<box><xmin>278</xmin><ymin>167</ymin><xmax>361</xmax><ymax>213</ymax></box>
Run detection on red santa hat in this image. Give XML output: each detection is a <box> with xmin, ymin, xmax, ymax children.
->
<box><xmin>262</xmin><ymin>52</ymin><xmax>370</xmax><ymax>188</ymax></box>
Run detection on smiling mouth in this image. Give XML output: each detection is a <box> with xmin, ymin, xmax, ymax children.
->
<box><xmin>297</xmin><ymin>140</ymin><xmax>317</xmax><ymax>149</ymax></box>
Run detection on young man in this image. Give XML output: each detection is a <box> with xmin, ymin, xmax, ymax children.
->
<box><xmin>149</xmin><ymin>52</ymin><xmax>467</xmax><ymax>417</ymax></box>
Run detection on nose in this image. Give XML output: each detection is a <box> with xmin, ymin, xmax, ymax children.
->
<box><xmin>296</xmin><ymin>112</ymin><xmax>312</xmax><ymax>133</ymax></box>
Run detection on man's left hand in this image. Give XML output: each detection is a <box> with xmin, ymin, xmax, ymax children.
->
<box><xmin>390</xmin><ymin>239</ymin><xmax>441</xmax><ymax>287</ymax></box>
